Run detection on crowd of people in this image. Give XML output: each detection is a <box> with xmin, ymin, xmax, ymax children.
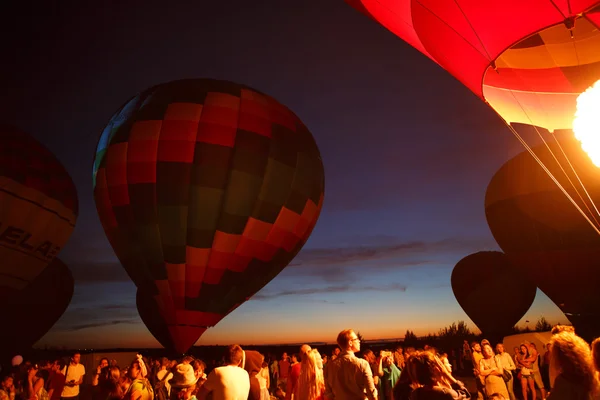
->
<box><xmin>1</xmin><ymin>325</ymin><xmax>600</xmax><ymax>400</ymax></box>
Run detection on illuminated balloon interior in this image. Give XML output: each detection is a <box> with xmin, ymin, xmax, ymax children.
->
<box><xmin>574</xmin><ymin>80</ymin><xmax>600</xmax><ymax>167</ymax></box>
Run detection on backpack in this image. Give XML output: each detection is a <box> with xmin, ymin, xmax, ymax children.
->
<box><xmin>154</xmin><ymin>372</ymin><xmax>169</xmax><ymax>400</ymax></box>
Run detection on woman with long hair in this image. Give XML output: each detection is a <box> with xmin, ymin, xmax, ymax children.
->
<box><xmin>297</xmin><ymin>349</ymin><xmax>325</xmax><ymax>400</ymax></box>
<box><xmin>23</xmin><ymin>365</ymin><xmax>49</xmax><ymax>400</ymax></box>
<box><xmin>516</xmin><ymin>344</ymin><xmax>536</xmax><ymax>400</ymax></box>
<box><xmin>100</xmin><ymin>366</ymin><xmax>123</xmax><ymax>400</ymax></box>
<box><xmin>547</xmin><ymin>331</ymin><xmax>598</xmax><ymax>399</ymax></box>
<box><xmin>405</xmin><ymin>351</ymin><xmax>468</xmax><ymax>400</ymax></box>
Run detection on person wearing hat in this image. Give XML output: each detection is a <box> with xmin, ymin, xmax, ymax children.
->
<box><xmin>241</xmin><ymin>350</ymin><xmax>265</xmax><ymax>400</ymax></box>
<box><xmin>198</xmin><ymin>345</ymin><xmax>249</xmax><ymax>400</ymax></box>
<box><xmin>169</xmin><ymin>363</ymin><xmax>200</xmax><ymax>400</ymax></box>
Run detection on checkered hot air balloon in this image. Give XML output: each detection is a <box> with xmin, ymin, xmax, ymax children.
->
<box><xmin>0</xmin><ymin>124</ymin><xmax>78</xmax><ymax>298</ymax></box>
<box><xmin>93</xmin><ymin>79</ymin><xmax>325</xmax><ymax>353</ymax></box>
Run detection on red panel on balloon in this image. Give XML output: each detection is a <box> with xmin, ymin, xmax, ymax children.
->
<box><xmin>157</xmin><ymin>140</ymin><xmax>196</xmax><ymax>163</ymax></box>
<box><xmin>130</xmin><ymin>121</ymin><xmax>163</xmax><ymax>142</ymax></box>
<box><xmin>127</xmin><ymin>140</ymin><xmax>159</xmax><ymax>163</ymax></box>
<box><xmin>238</xmin><ymin>112</ymin><xmax>272</xmax><ymax>138</ymax></box>
<box><xmin>208</xmin><ymin>251</ymin><xmax>251</xmax><ymax>273</ymax></box>
<box><xmin>196</xmin><ymin>121</ymin><xmax>237</xmax><ymax>148</ymax></box>
<box><xmin>236</xmin><ymin>237</ymin><xmax>278</xmax><ymax>262</ymax></box>
<box><xmin>202</xmin><ymin>267</ymin><xmax>225</xmax><ymax>285</ymax></box>
<box><xmin>274</xmin><ymin>207</ymin><xmax>302</xmax><ymax>233</ymax></box>
<box><xmin>242</xmin><ymin>218</ymin><xmax>273</xmax><ymax>241</ymax></box>
<box><xmin>127</xmin><ymin>162</ymin><xmax>157</xmax><ymax>184</ymax></box>
<box><xmin>108</xmin><ymin>184</ymin><xmax>130</xmax><ymax>207</ymax></box>
<box><xmin>164</xmin><ymin>103</ymin><xmax>203</xmax><ymax>122</ymax></box>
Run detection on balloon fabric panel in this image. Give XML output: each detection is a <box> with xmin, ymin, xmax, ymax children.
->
<box><xmin>93</xmin><ymin>79</ymin><xmax>324</xmax><ymax>352</ymax></box>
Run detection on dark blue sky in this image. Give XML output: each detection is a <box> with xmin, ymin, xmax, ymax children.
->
<box><xmin>2</xmin><ymin>1</ymin><xmax>567</xmax><ymax>348</ymax></box>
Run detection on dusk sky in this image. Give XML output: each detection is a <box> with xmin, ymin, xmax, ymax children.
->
<box><xmin>2</xmin><ymin>1</ymin><xmax>569</xmax><ymax>349</ymax></box>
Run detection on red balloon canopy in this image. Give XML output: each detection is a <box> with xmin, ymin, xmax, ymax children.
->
<box><xmin>347</xmin><ymin>1</ymin><xmax>600</xmax><ymax>132</ymax></box>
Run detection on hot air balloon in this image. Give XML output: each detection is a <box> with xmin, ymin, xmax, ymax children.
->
<box><xmin>451</xmin><ymin>251</ymin><xmax>537</xmax><ymax>338</ymax></box>
<box><xmin>93</xmin><ymin>79</ymin><xmax>325</xmax><ymax>353</ymax></box>
<box><xmin>346</xmin><ymin>1</ymin><xmax>600</xmax><ymax>231</ymax></box>
<box><xmin>486</xmin><ymin>136</ymin><xmax>600</xmax><ymax>339</ymax></box>
<box><xmin>0</xmin><ymin>124</ymin><xmax>78</xmax><ymax>297</ymax></box>
<box><xmin>0</xmin><ymin>257</ymin><xmax>74</xmax><ymax>356</ymax></box>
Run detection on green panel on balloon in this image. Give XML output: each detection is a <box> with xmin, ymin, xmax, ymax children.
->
<box><xmin>187</xmin><ymin>187</ymin><xmax>224</xmax><ymax>230</ymax></box>
<box><xmin>222</xmin><ymin>170</ymin><xmax>265</xmax><ymax>217</ymax></box>
<box><xmin>259</xmin><ymin>159</ymin><xmax>296</xmax><ymax>206</ymax></box>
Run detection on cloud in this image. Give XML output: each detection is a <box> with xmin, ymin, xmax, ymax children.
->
<box><xmin>68</xmin><ymin>261</ymin><xmax>130</xmax><ymax>283</ymax></box>
<box><xmin>252</xmin><ymin>283</ymin><xmax>407</xmax><ymax>300</ymax></box>
<box><xmin>280</xmin><ymin>237</ymin><xmax>490</xmax><ymax>284</ymax></box>
<box><xmin>292</xmin><ymin>238</ymin><xmax>483</xmax><ymax>267</ymax></box>
<box><xmin>66</xmin><ymin>319</ymin><xmax>138</xmax><ymax>332</ymax></box>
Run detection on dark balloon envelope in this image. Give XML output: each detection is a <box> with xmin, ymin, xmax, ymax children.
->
<box><xmin>136</xmin><ymin>289</ymin><xmax>176</xmax><ymax>351</ymax></box>
<box><xmin>485</xmin><ymin>137</ymin><xmax>600</xmax><ymax>339</ymax></box>
<box><xmin>93</xmin><ymin>79</ymin><xmax>325</xmax><ymax>353</ymax></box>
<box><xmin>451</xmin><ymin>251</ymin><xmax>537</xmax><ymax>336</ymax></box>
<box><xmin>0</xmin><ymin>257</ymin><xmax>74</xmax><ymax>356</ymax></box>
<box><xmin>0</xmin><ymin>124</ymin><xmax>78</xmax><ymax>298</ymax></box>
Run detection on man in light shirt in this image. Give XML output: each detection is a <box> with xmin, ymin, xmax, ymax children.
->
<box><xmin>496</xmin><ymin>343</ymin><xmax>517</xmax><ymax>400</ymax></box>
<box><xmin>198</xmin><ymin>344</ymin><xmax>250</xmax><ymax>400</ymax></box>
<box><xmin>325</xmin><ymin>329</ymin><xmax>377</xmax><ymax>400</ymax></box>
<box><xmin>61</xmin><ymin>352</ymin><xmax>85</xmax><ymax>400</ymax></box>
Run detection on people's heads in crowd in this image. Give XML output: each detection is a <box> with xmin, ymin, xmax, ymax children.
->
<box><xmin>471</xmin><ymin>341</ymin><xmax>481</xmax><ymax>352</ymax></box>
<box><xmin>336</xmin><ymin>329</ymin><xmax>360</xmax><ymax>352</ymax></box>
<box><xmin>1</xmin><ymin>375</ymin><xmax>13</xmax><ymax>390</ymax></box>
<box><xmin>520</xmin><ymin>344</ymin><xmax>530</xmax><ymax>356</ymax></box>
<box><xmin>299</xmin><ymin>344</ymin><xmax>312</xmax><ymax>362</ymax></box>
<box><xmin>591</xmin><ymin>337</ymin><xmax>600</xmax><ymax>373</ymax></box>
<box><xmin>362</xmin><ymin>349</ymin><xmax>375</xmax><ymax>363</ymax></box>
<box><xmin>549</xmin><ymin>331</ymin><xmax>597</xmax><ymax>391</ymax></box>
<box><xmin>51</xmin><ymin>359</ymin><xmax>66</xmax><ymax>372</ymax></box>
<box><xmin>406</xmin><ymin>351</ymin><xmax>454</xmax><ymax>387</ymax></box>
<box><xmin>70</xmin><ymin>352</ymin><xmax>81</xmax><ymax>364</ymax></box>
<box><xmin>170</xmin><ymin>363</ymin><xmax>199</xmax><ymax>389</ymax></box>
<box><xmin>496</xmin><ymin>343</ymin><xmax>505</xmax><ymax>354</ymax></box>
<box><xmin>551</xmin><ymin>324</ymin><xmax>575</xmax><ymax>335</ymax></box>
<box><xmin>191</xmin><ymin>359</ymin><xmax>206</xmax><ymax>378</ymax></box>
<box><xmin>127</xmin><ymin>360</ymin><xmax>143</xmax><ymax>380</ymax></box>
<box><xmin>482</xmin><ymin>344</ymin><xmax>495</xmax><ymax>358</ymax></box>
<box><xmin>225</xmin><ymin>344</ymin><xmax>244</xmax><ymax>367</ymax></box>
<box><xmin>383</xmin><ymin>351</ymin><xmax>395</xmax><ymax>368</ymax></box>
